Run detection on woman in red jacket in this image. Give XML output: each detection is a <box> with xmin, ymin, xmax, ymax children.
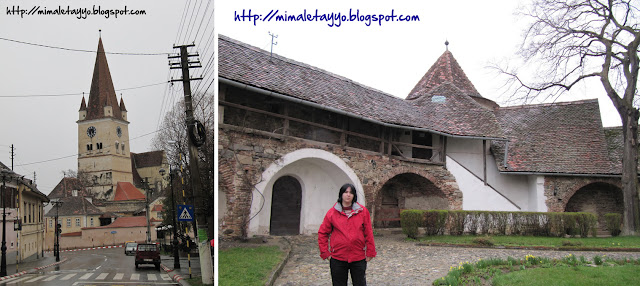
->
<box><xmin>318</xmin><ymin>183</ymin><xmax>376</xmax><ymax>286</ymax></box>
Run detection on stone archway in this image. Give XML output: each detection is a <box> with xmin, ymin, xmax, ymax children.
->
<box><xmin>375</xmin><ymin>173</ymin><xmax>449</xmax><ymax>228</ymax></box>
<box><xmin>565</xmin><ymin>182</ymin><xmax>623</xmax><ymax>231</ymax></box>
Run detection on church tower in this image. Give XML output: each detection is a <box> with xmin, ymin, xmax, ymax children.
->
<box><xmin>77</xmin><ymin>37</ymin><xmax>133</xmax><ymax>200</ymax></box>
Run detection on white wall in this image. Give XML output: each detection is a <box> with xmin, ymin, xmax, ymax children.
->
<box><xmin>248</xmin><ymin>148</ymin><xmax>363</xmax><ymax>236</ymax></box>
<box><xmin>447</xmin><ymin>138</ymin><xmax>547</xmax><ymax>212</ymax></box>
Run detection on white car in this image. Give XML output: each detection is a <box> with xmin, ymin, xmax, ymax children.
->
<box><xmin>124</xmin><ymin>242</ymin><xmax>138</xmax><ymax>255</ymax></box>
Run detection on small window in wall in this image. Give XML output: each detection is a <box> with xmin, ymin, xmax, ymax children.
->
<box><xmin>97</xmin><ymin>143</ymin><xmax>103</xmax><ymax>149</ymax></box>
<box><xmin>115</xmin><ymin>142</ymin><xmax>120</xmax><ymax>154</ymax></box>
<box><xmin>66</xmin><ymin>218</ymin><xmax>71</xmax><ymax>227</ymax></box>
<box><xmin>90</xmin><ymin>218</ymin><xmax>94</xmax><ymax>226</ymax></box>
<box><xmin>23</xmin><ymin>202</ymin><xmax>26</xmax><ymax>222</ymax></box>
<box><xmin>49</xmin><ymin>219</ymin><xmax>52</xmax><ymax>229</ymax></box>
<box><xmin>87</xmin><ymin>144</ymin><xmax>93</xmax><ymax>151</ymax></box>
<box><xmin>122</xmin><ymin>143</ymin><xmax>125</xmax><ymax>154</ymax></box>
<box><xmin>75</xmin><ymin>218</ymin><xmax>81</xmax><ymax>227</ymax></box>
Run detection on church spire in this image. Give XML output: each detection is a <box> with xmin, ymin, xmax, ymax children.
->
<box><xmin>79</xmin><ymin>95</ymin><xmax>87</xmax><ymax>111</ymax></box>
<box><xmin>82</xmin><ymin>37</ymin><xmax>123</xmax><ymax>121</ymax></box>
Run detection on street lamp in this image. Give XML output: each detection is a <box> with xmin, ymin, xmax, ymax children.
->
<box><xmin>51</xmin><ymin>201</ymin><xmax>63</xmax><ymax>262</ymax></box>
<box><xmin>160</xmin><ymin>166</ymin><xmax>180</xmax><ymax>269</ymax></box>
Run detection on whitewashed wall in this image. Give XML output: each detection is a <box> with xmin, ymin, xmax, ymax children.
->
<box><xmin>248</xmin><ymin>148</ymin><xmax>363</xmax><ymax>236</ymax></box>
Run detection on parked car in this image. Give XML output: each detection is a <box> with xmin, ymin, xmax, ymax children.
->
<box><xmin>135</xmin><ymin>243</ymin><xmax>160</xmax><ymax>270</ymax></box>
<box><xmin>124</xmin><ymin>242</ymin><xmax>138</xmax><ymax>255</ymax></box>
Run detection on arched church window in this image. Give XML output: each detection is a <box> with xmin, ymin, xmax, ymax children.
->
<box><xmin>115</xmin><ymin>142</ymin><xmax>120</xmax><ymax>154</ymax></box>
<box><xmin>87</xmin><ymin>144</ymin><xmax>92</xmax><ymax>151</ymax></box>
<box><xmin>97</xmin><ymin>143</ymin><xmax>103</xmax><ymax>149</ymax></box>
<box><xmin>122</xmin><ymin>143</ymin><xmax>125</xmax><ymax>154</ymax></box>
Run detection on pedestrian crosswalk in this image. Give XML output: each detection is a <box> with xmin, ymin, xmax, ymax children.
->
<box><xmin>0</xmin><ymin>272</ymin><xmax>173</xmax><ymax>284</ymax></box>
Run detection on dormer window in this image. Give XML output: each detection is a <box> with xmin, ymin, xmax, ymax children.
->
<box><xmin>72</xmin><ymin>190</ymin><xmax>78</xmax><ymax>197</ymax></box>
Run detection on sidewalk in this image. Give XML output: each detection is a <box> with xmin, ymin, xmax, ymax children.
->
<box><xmin>0</xmin><ymin>252</ymin><xmax>66</xmax><ymax>281</ymax></box>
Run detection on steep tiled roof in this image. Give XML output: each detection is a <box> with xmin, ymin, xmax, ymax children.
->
<box><xmin>132</xmin><ymin>151</ymin><xmax>165</xmax><ymax>168</ymax></box>
<box><xmin>114</xmin><ymin>182</ymin><xmax>145</xmax><ymax>201</ymax></box>
<box><xmin>82</xmin><ymin>38</ymin><xmax>125</xmax><ymax>121</ymax></box>
<box><xmin>491</xmin><ymin>100</ymin><xmax>616</xmax><ymax>174</ymax></box>
<box><xmin>44</xmin><ymin>196</ymin><xmax>102</xmax><ymax>217</ymax></box>
<box><xmin>219</xmin><ymin>35</ymin><xmax>504</xmax><ymax>139</ymax></box>
<box><xmin>407</xmin><ymin>50</ymin><xmax>482</xmax><ymax>100</ymax></box>
<box><xmin>49</xmin><ymin>177</ymin><xmax>89</xmax><ymax>199</ymax></box>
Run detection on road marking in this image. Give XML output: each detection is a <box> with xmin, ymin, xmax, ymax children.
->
<box><xmin>161</xmin><ymin>273</ymin><xmax>171</xmax><ymax>280</ymax></box>
<box><xmin>148</xmin><ymin>273</ymin><xmax>157</xmax><ymax>280</ymax></box>
<box><xmin>61</xmin><ymin>273</ymin><xmax>77</xmax><ymax>280</ymax></box>
<box><xmin>79</xmin><ymin>273</ymin><xmax>93</xmax><ymax>279</ymax></box>
<box><xmin>96</xmin><ymin>273</ymin><xmax>109</xmax><ymax>280</ymax></box>
<box><xmin>7</xmin><ymin>276</ymin><xmax>34</xmax><ymax>284</ymax></box>
<box><xmin>130</xmin><ymin>273</ymin><xmax>140</xmax><ymax>280</ymax></box>
<box><xmin>43</xmin><ymin>274</ymin><xmax>60</xmax><ymax>281</ymax></box>
<box><xmin>113</xmin><ymin>273</ymin><xmax>124</xmax><ymax>280</ymax></box>
<box><xmin>25</xmin><ymin>276</ymin><xmax>46</xmax><ymax>283</ymax></box>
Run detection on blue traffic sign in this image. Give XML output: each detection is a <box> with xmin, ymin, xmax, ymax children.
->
<box><xmin>177</xmin><ymin>205</ymin><xmax>195</xmax><ymax>221</ymax></box>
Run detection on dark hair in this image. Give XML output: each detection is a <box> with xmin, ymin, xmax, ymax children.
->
<box><xmin>337</xmin><ymin>183</ymin><xmax>357</xmax><ymax>204</ymax></box>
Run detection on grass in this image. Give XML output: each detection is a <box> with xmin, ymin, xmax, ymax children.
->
<box><xmin>219</xmin><ymin>246</ymin><xmax>284</xmax><ymax>286</ymax></box>
<box><xmin>419</xmin><ymin>235</ymin><xmax>640</xmax><ymax>249</ymax></box>
<box><xmin>492</xmin><ymin>265</ymin><xmax>640</xmax><ymax>286</ymax></box>
<box><xmin>185</xmin><ymin>276</ymin><xmax>213</xmax><ymax>286</ymax></box>
<box><xmin>433</xmin><ymin>254</ymin><xmax>640</xmax><ymax>286</ymax></box>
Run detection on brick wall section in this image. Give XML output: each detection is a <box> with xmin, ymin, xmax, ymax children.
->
<box><xmin>219</xmin><ymin>128</ymin><xmax>463</xmax><ymax>238</ymax></box>
<box><xmin>545</xmin><ymin>176</ymin><xmax>622</xmax><ymax>229</ymax></box>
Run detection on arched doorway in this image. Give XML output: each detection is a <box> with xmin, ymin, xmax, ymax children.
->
<box><xmin>270</xmin><ymin>176</ymin><xmax>302</xmax><ymax>235</ymax></box>
<box><xmin>565</xmin><ymin>183</ymin><xmax>623</xmax><ymax>231</ymax></box>
<box><xmin>376</xmin><ymin>173</ymin><xmax>448</xmax><ymax>228</ymax></box>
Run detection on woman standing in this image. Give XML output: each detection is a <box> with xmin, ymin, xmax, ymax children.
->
<box><xmin>318</xmin><ymin>183</ymin><xmax>376</xmax><ymax>286</ymax></box>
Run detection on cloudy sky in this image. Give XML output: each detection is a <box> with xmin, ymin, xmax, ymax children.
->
<box><xmin>217</xmin><ymin>1</ymin><xmax>620</xmax><ymax>123</ymax></box>
<box><xmin>0</xmin><ymin>0</ymin><xmax>214</xmax><ymax>194</ymax></box>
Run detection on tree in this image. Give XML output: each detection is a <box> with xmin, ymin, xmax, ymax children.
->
<box><xmin>500</xmin><ymin>0</ymin><xmax>640</xmax><ymax>235</ymax></box>
<box><xmin>152</xmin><ymin>92</ymin><xmax>215</xmax><ymax>239</ymax></box>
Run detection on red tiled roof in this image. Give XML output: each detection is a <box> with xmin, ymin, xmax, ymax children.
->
<box><xmin>89</xmin><ymin>216</ymin><xmax>150</xmax><ymax>228</ymax></box>
<box><xmin>114</xmin><ymin>182</ymin><xmax>145</xmax><ymax>201</ymax></box>
<box><xmin>44</xmin><ymin>196</ymin><xmax>102</xmax><ymax>217</ymax></box>
<box><xmin>491</xmin><ymin>99</ymin><xmax>616</xmax><ymax>174</ymax></box>
<box><xmin>151</xmin><ymin>204</ymin><xmax>163</xmax><ymax>212</ymax></box>
<box><xmin>407</xmin><ymin>50</ymin><xmax>482</xmax><ymax>100</ymax></box>
<box><xmin>82</xmin><ymin>38</ymin><xmax>126</xmax><ymax>121</ymax></box>
<box><xmin>62</xmin><ymin>231</ymin><xmax>82</xmax><ymax>237</ymax></box>
<box><xmin>49</xmin><ymin>177</ymin><xmax>90</xmax><ymax>199</ymax></box>
<box><xmin>219</xmin><ymin>35</ymin><xmax>504</xmax><ymax>139</ymax></box>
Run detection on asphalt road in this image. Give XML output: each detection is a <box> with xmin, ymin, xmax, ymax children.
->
<box><xmin>0</xmin><ymin>248</ymin><xmax>178</xmax><ymax>286</ymax></box>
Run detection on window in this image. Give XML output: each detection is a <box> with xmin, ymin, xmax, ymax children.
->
<box><xmin>23</xmin><ymin>202</ymin><xmax>26</xmax><ymax>222</ymax></box>
<box><xmin>75</xmin><ymin>218</ymin><xmax>81</xmax><ymax>227</ymax></box>
<box><xmin>66</xmin><ymin>218</ymin><xmax>71</xmax><ymax>227</ymax></box>
<box><xmin>122</xmin><ymin>144</ymin><xmax>125</xmax><ymax>154</ymax></box>
<box><xmin>87</xmin><ymin>144</ymin><xmax>93</xmax><ymax>151</ymax></box>
<box><xmin>49</xmin><ymin>219</ymin><xmax>52</xmax><ymax>228</ymax></box>
<box><xmin>97</xmin><ymin>143</ymin><xmax>103</xmax><ymax>149</ymax></box>
<box><xmin>115</xmin><ymin>142</ymin><xmax>119</xmax><ymax>153</ymax></box>
<box><xmin>90</xmin><ymin>218</ymin><xmax>94</xmax><ymax>226</ymax></box>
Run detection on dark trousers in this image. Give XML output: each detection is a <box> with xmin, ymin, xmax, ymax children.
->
<box><xmin>330</xmin><ymin>258</ymin><xmax>367</xmax><ymax>286</ymax></box>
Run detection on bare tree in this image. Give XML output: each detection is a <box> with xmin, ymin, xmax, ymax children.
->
<box><xmin>152</xmin><ymin>92</ymin><xmax>215</xmax><ymax>237</ymax></box>
<box><xmin>500</xmin><ymin>0</ymin><xmax>640</xmax><ymax>234</ymax></box>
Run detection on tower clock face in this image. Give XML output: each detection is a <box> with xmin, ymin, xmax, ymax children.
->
<box><xmin>87</xmin><ymin>126</ymin><xmax>96</xmax><ymax>138</ymax></box>
<box><xmin>116</xmin><ymin>126</ymin><xmax>122</xmax><ymax>137</ymax></box>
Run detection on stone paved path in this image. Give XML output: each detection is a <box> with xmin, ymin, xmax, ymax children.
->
<box><xmin>274</xmin><ymin>231</ymin><xmax>640</xmax><ymax>286</ymax></box>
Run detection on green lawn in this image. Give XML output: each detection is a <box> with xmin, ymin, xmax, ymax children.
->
<box><xmin>219</xmin><ymin>246</ymin><xmax>284</xmax><ymax>286</ymax></box>
<box><xmin>419</xmin><ymin>235</ymin><xmax>640</xmax><ymax>249</ymax></box>
<box><xmin>492</xmin><ymin>265</ymin><xmax>640</xmax><ymax>286</ymax></box>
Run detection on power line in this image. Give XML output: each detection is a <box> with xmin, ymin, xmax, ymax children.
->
<box><xmin>0</xmin><ymin>37</ymin><xmax>170</xmax><ymax>56</ymax></box>
<box><xmin>0</xmin><ymin>81</ymin><xmax>168</xmax><ymax>98</ymax></box>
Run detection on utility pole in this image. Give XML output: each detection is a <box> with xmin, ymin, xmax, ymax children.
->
<box><xmin>169</xmin><ymin>44</ymin><xmax>213</xmax><ymax>285</ymax></box>
<box><xmin>10</xmin><ymin>145</ymin><xmax>14</xmax><ymax>170</ymax></box>
<box><xmin>142</xmin><ymin>178</ymin><xmax>152</xmax><ymax>243</ymax></box>
<box><xmin>1</xmin><ymin>174</ymin><xmax>8</xmax><ymax>276</ymax></box>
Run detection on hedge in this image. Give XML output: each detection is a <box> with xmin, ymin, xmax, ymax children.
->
<box><xmin>401</xmin><ymin>210</ymin><xmax>599</xmax><ymax>238</ymax></box>
<box><xmin>605</xmin><ymin>213</ymin><xmax>622</xmax><ymax>236</ymax></box>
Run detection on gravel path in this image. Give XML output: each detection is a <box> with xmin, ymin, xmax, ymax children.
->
<box><xmin>273</xmin><ymin>231</ymin><xmax>640</xmax><ymax>286</ymax></box>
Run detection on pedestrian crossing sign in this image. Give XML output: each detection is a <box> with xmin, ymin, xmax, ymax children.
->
<box><xmin>177</xmin><ymin>205</ymin><xmax>194</xmax><ymax>221</ymax></box>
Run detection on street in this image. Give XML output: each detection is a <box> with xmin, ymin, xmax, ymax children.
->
<box><xmin>0</xmin><ymin>248</ymin><xmax>178</xmax><ymax>286</ymax></box>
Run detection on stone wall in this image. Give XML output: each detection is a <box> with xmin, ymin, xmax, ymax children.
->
<box><xmin>219</xmin><ymin>127</ymin><xmax>462</xmax><ymax>238</ymax></box>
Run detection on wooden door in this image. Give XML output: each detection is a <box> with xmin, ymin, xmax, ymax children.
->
<box><xmin>270</xmin><ymin>176</ymin><xmax>302</xmax><ymax>235</ymax></box>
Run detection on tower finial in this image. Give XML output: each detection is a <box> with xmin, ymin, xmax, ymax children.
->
<box><xmin>445</xmin><ymin>39</ymin><xmax>449</xmax><ymax>51</ymax></box>
<box><xmin>99</xmin><ymin>29</ymin><xmax>102</xmax><ymax>38</ymax></box>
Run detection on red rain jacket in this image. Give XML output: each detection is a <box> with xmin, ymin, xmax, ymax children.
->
<box><xmin>318</xmin><ymin>202</ymin><xmax>376</xmax><ymax>262</ymax></box>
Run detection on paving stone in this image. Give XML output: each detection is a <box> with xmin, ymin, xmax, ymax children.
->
<box><xmin>273</xmin><ymin>231</ymin><xmax>640</xmax><ymax>286</ymax></box>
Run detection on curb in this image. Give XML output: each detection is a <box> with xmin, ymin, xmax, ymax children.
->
<box><xmin>161</xmin><ymin>264</ymin><xmax>191</xmax><ymax>286</ymax></box>
<box><xmin>266</xmin><ymin>237</ymin><xmax>292</xmax><ymax>286</ymax></box>
<box><xmin>415</xmin><ymin>242</ymin><xmax>640</xmax><ymax>252</ymax></box>
<box><xmin>0</xmin><ymin>256</ymin><xmax>68</xmax><ymax>281</ymax></box>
